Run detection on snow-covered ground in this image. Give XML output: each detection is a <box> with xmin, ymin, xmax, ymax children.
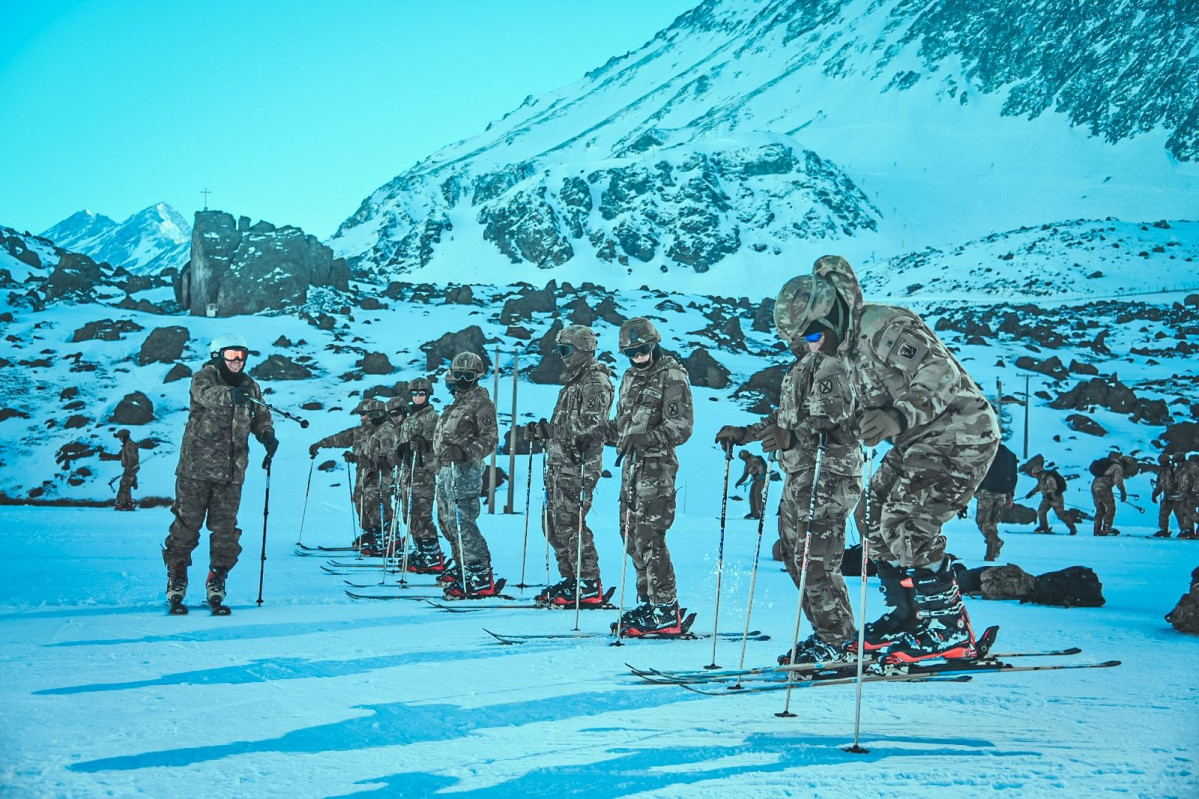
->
<box><xmin>1</xmin><ymin>388</ymin><xmax>1196</xmax><ymax>796</ymax></box>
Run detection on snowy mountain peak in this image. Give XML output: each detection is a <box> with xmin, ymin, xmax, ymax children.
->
<box><xmin>39</xmin><ymin>202</ymin><xmax>192</xmax><ymax>276</ymax></box>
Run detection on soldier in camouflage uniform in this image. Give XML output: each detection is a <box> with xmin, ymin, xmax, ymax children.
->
<box><xmin>773</xmin><ymin>256</ymin><xmax>1000</xmax><ymax>662</ymax></box>
<box><xmin>1090</xmin><ymin>449</ymin><xmax>1127</xmax><ymax>536</ymax></box>
<box><xmin>396</xmin><ymin>377</ymin><xmax>444</xmax><ymax>572</ymax></box>
<box><xmin>734</xmin><ymin>450</ymin><xmax>768</xmax><ymax>519</ymax></box>
<box><xmin>310</xmin><ymin>399</ymin><xmax>398</xmax><ymax>556</ymax></box>
<box><xmin>717</xmin><ymin>350</ymin><xmax>863</xmax><ymax>663</ymax></box>
<box><xmin>162</xmin><ymin>334</ymin><xmax>277</xmax><ymax>609</ymax></box>
<box><xmin>527</xmin><ymin>325</ymin><xmax>615</xmax><ymax>607</ymax></box>
<box><xmin>1024</xmin><ymin>462</ymin><xmax>1077</xmax><ymax>535</ymax></box>
<box><xmin>974</xmin><ymin>442</ymin><xmax>1018</xmax><ymax>558</ymax></box>
<box><xmin>1186</xmin><ymin>454</ymin><xmax>1199</xmax><ymax>540</ymax></box>
<box><xmin>608</xmin><ymin>317</ymin><xmax>694</xmax><ymax>636</ymax></box>
<box><xmin>1152</xmin><ymin>454</ymin><xmax>1181</xmax><ymax>538</ymax></box>
<box><xmin>102</xmin><ymin>429</ymin><xmax>140</xmax><ymax>510</ymax></box>
<box><xmin>434</xmin><ymin>352</ymin><xmax>502</xmax><ymax>598</ymax></box>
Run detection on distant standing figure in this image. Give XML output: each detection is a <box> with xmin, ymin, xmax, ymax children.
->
<box><xmin>101</xmin><ymin>429</ymin><xmax>140</xmax><ymax>511</ymax></box>
<box><xmin>1090</xmin><ymin>450</ymin><xmax>1127</xmax><ymax>536</ymax></box>
<box><xmin>1025</xmin><ymin>462</ymin><xmax>1077</xmax><ymax>536</ymax></box>
<box><xmin>975</xmin><ymin>442</ymin><xmax>1017</xmax><ymax>559</ymax></box>
<box><xmin>735</xmin><ymin>450</ymin><xmax>768</xmax><ymax>519</ymax></box>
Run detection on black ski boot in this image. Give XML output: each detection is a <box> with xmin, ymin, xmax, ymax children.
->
<box><xmin>622</xmin><ymin>600</ymin><xmax>683</xmax><ymax>637</ymax></box>
<box><xmin>166</xmin><ymin>563</ymin><xmax>188</xmax><ymax>614</ymax></box>
<box><xmin>443</xmin><ymin>564</ymin><xmax>505</xmax><ymax>599</ymax></box>
<box><xmin>406</xmin><ymin>538</ymin><xmax>446</xmax><ymax>574</ymax></box>
<box><xmin>539</xmin><ymin>577</ymin><xmax>605</xmax><ymax>607</ymax></box>
<box><xmin>848</xmin><ymin>562</ymin><xmax>917</xmax><ymax>654</ymax></box>
<box><xmin>535</xmin><ymin>577</ymin><xmax>573</xmax><ymax>605</ymax></box>
<box><xmin>778</xmin><ymin>633</ymin><xmax>846</xmax><ymax>665</ymax></box>
<box><xmin>206</xmin><ymin>568</ymin><xmax>231</xmax><ymax>615</ymax></box>
<box><xmin>884</xmin><ymin>558</ymin><xmax>978</xmax><ymax>663</ymax></box>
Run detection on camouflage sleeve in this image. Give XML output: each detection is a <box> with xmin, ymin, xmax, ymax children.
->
<box><xmin>191</xmin><ymin>368</ymin><xmax>235</xmax><ymax>411</ymax></box>
<box><xmin>649</xmin><ymin>364</ymin><xmax>694</xmax><ymax>449</ymax></box>
<box><xmin>247</xmin><ymin>378</ymin><xmax>274</xmax><ymax>441</ymax></box>
<box><xmin>459</xmin><ymin>394</ymin><xmax>498</xmax><ymax>463</ymax></box>
<box><xmin>576</xmin><ymin>371</ymin><xmax>614</xmax><ymax>440</ymax></box>
<box><xmin>869</xmin><ymin>317</ymin><xmax>960</xmax><ymax>429</ymax></box>
<box><xmin>316</xmin><ymin>426</ymin><xmax>358</xmax><ymax>451</ymax></box>
<box><xmin>743</xmin><ymin>410</ymin><xmax>779</xmax><ymax>441</ymax></box>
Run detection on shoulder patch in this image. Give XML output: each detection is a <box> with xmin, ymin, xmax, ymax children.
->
<box><xmin>818</xmin><ymin>378</ymin><xmax>834</xmax><ymax>394</ymax></box>
<box><xmin>882</xmin><ymin>328</ymin><xmax>929</xmax><ymax>369</ymax></box>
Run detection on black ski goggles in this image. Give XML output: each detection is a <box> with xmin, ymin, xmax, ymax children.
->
<box><xmin>556</xmin><ymin>343</ymin><xmax>575</xmax><ymax>357</ymax></box>
<box><xmin>450</xmin><ymin>369</ymin><xmax>478</xmax><ymax>382</ymax></box>
<box><xmin>410</xmin><ymin>389</ymin><xmax>429</xmax><ymax>397</ymax></box>
<box><xmin>622</xmin><ymin>343</ymin><xmax>653</xmax><ymax>359</ymax></box>
<box><xmin>365</xmin><ymin>410</ymin><xmax>386</xmax><ymax>422</ymax></box>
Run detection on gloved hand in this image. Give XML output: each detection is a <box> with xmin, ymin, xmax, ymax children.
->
<box><xmin>759</xmin><ymin>425</ymin><xmax>794</xmax><ymax>453</ymax></box>
<box><xmin>714</xmin><ymin>425</ymin><xmax>747</xmax><ymax>446</ymax></box>
<box><xmin>229</xmin><ymin>386</ymin><xmax>249</xmax><ymax>406</ymax></box>
<box><xmin>734</xmin><ymin>477</ymin><xmax>746</xmax><ymax>488</ymax></box>
<box><xmin>535</xmin><ymin>418</ymin><xmax>553</xmax><ymax>439</ymax></box>
<box><xmin>343</xmin><ymin>451</ymin><xmax>357</xmax><ymax>463</ymax></box>
<box><xmin>575</xmin><ymin>431</ymin><xmax>598</xmax><ymax>453</ymax></box>
<box><xmin>1119</xmin><ymin>492</ymin><xmax>1127</xmax><ymax>502</ymax></box>
<box><xmin>409</xmin><ymin>435</ymin><xmax>431</xmax><ymax>454</ymax></box>
<box><xmin>860</xmin><ymin>408</ymin><xmax>905</xmax><ymax>447</ymax></box>
<box><xmin>309</xmin><ymin>443</ymin><xmax>320</xmax><ymax>458</ymax></box>
<box><xmin>261</xmin><ymin>431</ymin><xmax>279</xmax><ymax>469</ymax></box>
<box><xmin>619</xmin><ymin>431</ymin><xmax>653</xmax><ymax>457</ymax></box>
<box><xmin>397</xmin><ymin>441</ymin><xmax>411</xmax><ymax>460</ymax></box>
<box><xmin>443</xmin><ymin>443</ymin><xmax>467</xmax><ymax>463</ymax></box>
<box><xmin>132</xmin><ymin>478</ymin><xmax>139</xmax><ymax>490</ymax></box>
<box><xmin>956</xmin><ymin>507</ymin><xmax>969</xmax><ymax>519</ymax></box>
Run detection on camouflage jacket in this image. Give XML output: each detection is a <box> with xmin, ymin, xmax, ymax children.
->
<box><xmin>433</xmin><ymin>384</ymin><xmax>498</xmax><ymax>468</ymax></box>
<box><xmin>120</xmin><ymin>439</ymin><xmax>140</xmax><ymax>472</ymax></box>
<box><xmin>747</xmin><ymin>353</ymin><xmax>862</xmax><ymax>476</ymax></box>
<box><xmin>316</xmin><ymin>421</ymin><xmax>398</xmax><ymax>489</ymax></box>
<box><xmin>1035</xmin><ymin>471</ymin><xmax>1063</xmax><ymax>499</ymax></box>
<box><xmin>609</xmin><ymin>353</ymin><xmax>693</xmax><ymax>458</ymax></box>
<box><xmin>549</xmin><ymin>359</ymin><xmax>614</xmax><ymax>466</ymax></box>
<box><xmin>174</xmin><ymin>362</ymin><xmax>273</xmax><ymax>485</ymax></box>
<box><xmin>398</xmin><ymin>403</ymin><xmax>439</xmax><ymax>474</ymax></box>
<box><xmin>1092</xmin><ymin>462</ymin><xmax>1126</xmax><ymax>495</ymax></box>
<box><xmin>814</xmin><ymin>257</ymin><xmax>997</xmax><ymax>448</ymax></box>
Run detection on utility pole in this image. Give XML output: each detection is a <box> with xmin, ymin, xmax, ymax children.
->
<box><xmin>1023</xmin><ymin>374</ymin><xmax>1031</xmax><ymax>460</ymax></box>
<box><xmin>488</xmin><ymin>344</ymin><xmax>500</xmax><ymax>514</ymax></box>
<box><xmin>996</xmin><ymin>377</ymin><xmax>1004</xmax><ymax>441</ymax></box>
<box><xmin>201</xmin><ymin>188</ymin><xmax>211</xmax><ymax>210</ymax></box>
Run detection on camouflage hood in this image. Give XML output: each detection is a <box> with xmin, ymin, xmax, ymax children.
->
<box><xmin>811</xmin><ymin>255</ymin><xmax>865</xmax><ymax>354</ymax></box>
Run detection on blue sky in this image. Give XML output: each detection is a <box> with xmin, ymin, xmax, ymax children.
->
<box><xmin>0</xmin><ymin>0</ymin><xmax>694</xmax><ymax>239</ymax></box>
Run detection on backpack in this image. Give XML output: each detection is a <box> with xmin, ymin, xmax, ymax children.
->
<box><xmin>1048</xmin><ymin>470</ymin><xmax>1067</xmax><ymax>494</ymax></box>
<box><xmin>1028</xmin><ymin>565</ymin><xmax>1105</xmax><ymax>607</ymax></box>
<box><xmin>952</xmin><ymin>562</ymin><xmax>988</xmax><ymax>596</ymax></box>
<box><xmin>840</xmin><ymin>544</ymin><xmax>878</xmax><ymax>577</ymax></box>
<box><xmin>1166</xmin><ymin>585</ymin><xmax>1199</xmax><ymax>634</ymax></box>
<box><xmin>980</xmin><ymin>564</ymin><xmax>1036</xmax><ymax>600</ymax></box>
<box><xmin>981</xmin><ymin>445</ymin><xmax>1018</xmax><ymax>494</ymax></box>
<box><xmin>1089</xmin><ymin>458</ymin><xmax>1113</xmax><ymax>478</ymax></box>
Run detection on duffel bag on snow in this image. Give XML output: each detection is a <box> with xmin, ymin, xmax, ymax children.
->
<box><xmin>980</xmin><ymin>564</ymin><xmax>1036</xmax><ymax>600</ymax></box>
<box><xmin>1028</xmin><ymin>565</ymin><xmax>1105</xmax><ymax>607</ymax></box>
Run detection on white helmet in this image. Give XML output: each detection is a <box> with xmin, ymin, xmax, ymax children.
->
<box><xmin>210</xmin><ymin>333</ymin><xmax>249</xmax><ymax>358</ymax></box>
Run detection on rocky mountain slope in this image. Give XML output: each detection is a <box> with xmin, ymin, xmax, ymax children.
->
<box><xmin>329</xmin><ymin>0</ymin><xmax>1198</xmax><ymax>288</ymax></box>
<box><xmin>40</xmin><ymin>203</ymin><xmax>191</xmax><ymax>276</ymax></box>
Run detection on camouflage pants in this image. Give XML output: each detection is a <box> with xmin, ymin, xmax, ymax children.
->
<box><xmin>436</xmin><ymin>460</ymin><xmax>490</xmax><ymax>568</ymax></box>
<box><xmin>1158</xmin><ymin>498</ymin><xmax>1194</xmax><ymax>534</ymax></box>
<box><xmin>116</xmin><ymin>471</ymin><xmax>137</xmax><ymax>508</ymax></box>
<box><xmin>1037</xmin><ymin>494</ymin><xmax>1074</xmax><ymax>531</ymax></box>
<box><xmin>546</xmin><ymin>458</ymin><xmax>601</xmax><ymax>582</ymax></box>
<box><xmin>163</xmin><ymin>475</ymin><xmax>244</xmax><ymax>573</ymax></box>
<box><xmin>1091</xmin><ymin>485</ymin><xmax>1117</xmax><ymax>531</ymax></box>
<box><xmin>619</xmin><ymin>454</ymin><xmax>679</xmax><ymax>604</ymax></box>
<box><xmin>355</xmin><ymin>468</ymin><xmax>393</xmax><ymax>535</ymax></box>
<box><xmin>403</xmin><ymin>465</ymin><xmax>438</xmax><ymax>544</ymax></box>
<box><xmin>777</xmin><ymin>467</ymin><xmax>859</xmax><ymax>645</ymax></box>
<box><xmin>975</xmin><ymin>490</ymin><xmax>1005</xmax><ymax>547</ymax></box>
<box><xmin>866</xmin><ymin>438</ymin><xmax>999</xmax><ymax>568</ymax></box>
<box><xmin>748</xmin><ymin>477</ymin><xmax>766</xmax><ymax>517</ymax></box>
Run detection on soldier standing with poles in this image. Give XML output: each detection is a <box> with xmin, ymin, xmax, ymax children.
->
<box><xmin>397</xmin><ymin>378</ymin><xmax>444</xmax><ymax>572</ymax></box>
<box><xmin>528</xmin><ymin>325</ymin><xmax>614</xmax><ymax>607</ymax></box>
<box><xmin>102</xmin><ymin>429</ymin><xmax>140</xmax><ymax>510</ymax></box>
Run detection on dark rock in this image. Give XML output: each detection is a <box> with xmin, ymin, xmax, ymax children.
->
<box><xmin>564</xmin><ymin>296</ymin><xmax>597</xmax><ymax>326</ymax></box>
<box><xmin>64</xmin><ymin>414</ymin><xmax>89</xmax><ymax>429</ymax></box>
<box><xmin>164</xmin><ymin>363</ymin><xmax>192</xmax><ymax>383</ymax></box>
<box><xmin>1014</xmin><ymin>354</ymin><xmax>1067</xmax><ymax>380</ymax></box>
<box><xmin>1065</xmin><ymin>414</ymin><xmax>1107</xmax><ymax>436</ymax></box>
<box><xmin>44</xmin><ymin>252</ymin><xmax>106</xmax><ymax>301</ymax></box>
<box><xmin>506</xmin><ymin>326</ymin><xmax>533</xmax><ymax>340</ymax></box>
<box><xmin>734</xmin><ymin>361</ymin><xmax>789</xmax><ymax>414</ymax></box>
<box><xmin>682</xmin><ymin>347</ymin><xmax>731</xmax><ymax>389</ymax></box>
<box><xmin>110</xmin><ymin>391</ymin><xmax>154</xmax><ymax>425</ymax></box>
<box><xmin>250</xmin><ymin>354</ymin><xmax>314</xmax><ymax>381</ymax></box>
<box><xmin>273</xmin><ymin>335</ymin><xmax>294</xmax><ymax>347</ymax></box>
<box><xmin>444</xmin><ymin>285</ymin><xmax>474</xmax><ymax>304</ymax></box>
<box><xmin>360</xmin><ymin>352</ymin><xmax>394</xmax><ymax>375</ymax></box>
<box><xmin>528</xmin><ymin>320</ymin><xmax>566</xmax><ymax>385</ymax></box>
<box><xmin>71</xmin><ymin>318</ymin><xmax>143</xmax><ymax>342</ymax></box>
<box><xmin>497</xmin><ymin>424</ymin><xmax>538</xmax><ymax>455</ymax></box>
<box><xmin>1050</xmin><ymin>376</ymin><xmax>1170</xmax><ymax>425</ymax></box>
<box><xmin>0</xmin><ymin>408</ymin><xmax>30</xmax><ymax>423</ymax></box>
<box><xmin>317</xmin><ymin>459</ymin><xmax>337</xmax><ymax>472</ymax></box>
<box><xmin>1069</xmin><ymin>359</ymin><xmax>1099</xmax><ymax>375</ymax></box>
<box><xmin>500</xmin><ymin>284</ymin><xmax>558</xmax><ymax>325</ymax></box>
<box><xmin>1161</xmin><ymin>422</ymin><xmax>1199</xmax><ymax>454</ymax></box>
<box><xmin>60</xmin><ymin>387</ymin><xmax>78</xmax><ymax>400</ymax></box>
<box><xmin>360</xmin><ymin>297</ymin><xmax>386</xmax><ymax>311</ymax></box>
<box><xmin>421</xmin><ymin>325</ymin><xmax>491</xmax><ymax>371</ymax></box>
<box><xmin>752</xmin><ymin>298</ymin><xmax>775</xmax><ymax>333</ymax></box>
<box><xmin>1184</xmin><ymin>294</ymin><xmax>1199</xmax><ymax>307</ymax></box>
<box><xmin>365</xmin><ymin>381</ymin><xmax>409</xmax><ymax>400</ymax></box>
<box><xmin>301</xmin><ymin>401</ymin><xmax>322</xmax><ymax>411</ymax></box>
<box><xmin>137</xmin><ymin>326</ymin><xmax>190</xmax><ymax>366</ymax></box>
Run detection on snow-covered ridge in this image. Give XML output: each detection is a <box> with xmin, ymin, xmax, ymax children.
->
<box><xmin>40</xmin><ymin>202</ymin><xmax>190</xmax><ymax>276</ymax></box>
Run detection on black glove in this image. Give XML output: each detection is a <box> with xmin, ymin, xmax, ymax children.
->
<box><xmin>956</xmin><ymin>507</ymin><xmax>968</xmax><ymax>520</ymax></box>
<box><xmin>309</xmin><ymin>443</ymin><xmax>320</xmax><ymax>459</ymax></box>
<box><xmin>759</xmin><ymin>425</ymin><xmax>794</xmax><ymax>453</ymax></box>
<box><xmin>575</xmin><ymin>431</ymin><xmax>598</xmax><ymax>454</ymax></box>
<box><xmin>536</xmin><ymin>418</ymin><xmax>553</xmax><ymax>439</ymax></box>
<box><xmin>714</xmin><ymin>425</ymin><xmax>747</xmax><ymax>446</ymax></box>
<box><xmin>619</xmin><ymin>431</ymin><xmax>653</xmax><ymax>457</ymax></box>
<box><xmin>343</xmin><ymin>451</ymin><xmax>356</xmax><ymax>463</ymax></box>
<box><xmin>443</xmin><ymin>443</ymin><xmax>467</xmax><ymax>463</ymax></box>
<box><xmin>261</xmin><ymin>431</ymin><xmax>279</xmax><ymax>469</ymax></box>
<box><xmin>397</xmin><ymin>441</ymin><xmax>411</xmax><ymax>460</ymax></box>
<box><xmin>409</xmin><ymin>435</ymin><xmax>431</xmax><ymax>454</ymax></box>
<box><xmin>734</xmin><ymin>477</ymin><xmax>746</xmax><ymax>488</ymax></box>
<box><xmin>229</xmin><ymin>386</ymin><xmax>249</xmax><ymax>406</ymax></box>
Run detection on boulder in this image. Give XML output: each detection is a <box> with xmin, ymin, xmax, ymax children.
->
<box><xmin>682</xmin><ymin>347</ymin><xmax>731</xmax><ymax>389</ymax></box>
<box><xmin>360</xmin><ymin>352</ymin><xmax>394</xmax><ymax>375</ymax></box>
<box><xmin>110</xmin><ymin>391</ymin><xmax>154</xmax><ymax>425</ymax></box>
<box><xmin>1050</xmin><ymin>376</ymin><xmax>1170</xmax><ymax>425</ymax></box>
<box><xmin>71</xmin><ymin>318</ymin><xmax>143</xmax><ymax>342</ymax></box>
<box><xmin>43</xmin><ymin>252</ymin><xmax>106</xmax><ymax>302</ymax></box>
<box><xmin>137</xmin><ymin>326</ymin><xmax>190</xmax><ymax>366</ymax></box>
<box><xmin>527</xmin><ymin>320</ymin><xmax>566</xmax><ymax>385</ymax></box>
<box><xmin>734</xmin><ymin>362</ymin><xmax>789</xmax><ymax>414</ymax></box>
<box><xmin>1014</xmin><ymin>354</ymin><xmax>1067</xmax><ymax>381</ymax></box>
<box><xmin>1065</xmin><ymin>414</ymin><xmax>1107</xmax><ymax>436</ymax></box>
<box><xmin>250</xmin><ymin>355</ymin><xmax>314</xmax><ymax>381</ymax></box>
<box><xmin>164</xmin><ymin>363</ymin><xmax>192</xmax><ymax>383</ymax></box>
<box><xmin>499</xmin><ymin>284</ymin><xmax>558</xmax><ymax>325</ymax></box>
<box><xmin>752</xmin><ymin>297</ymin><xmax>775</xmax><ymax>333</ymax></box>
<box><xmin>420</xmin><ymin>325</ymin><xmax>491</xmax><ymax>371</ymax></box>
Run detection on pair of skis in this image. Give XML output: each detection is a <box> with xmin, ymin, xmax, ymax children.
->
<box><xmin>167</xmin><ymin>598</ymin><xmax>231</xmax><ymax>616</ymax></box>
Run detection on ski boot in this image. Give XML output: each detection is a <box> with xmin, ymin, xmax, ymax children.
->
<box><xmin>535</xmin><ymin>577</ymin><xmax>573</xmax><ymax>605</ymax></box>
<box><xmin>540</xmin><ymin>577</ymin><xmax>604</xmax><ymax>607</ymax></box>
<box><xmin>206</xmin><ymin>568</ymin><xmax>231</xmax><ymax>616</ymax></box>
<box><xmin>436</xmin><ymin>560</ymin><xmax>461</xmax><ymax>587</ymax></box>
<box><xmin>777</xmin><ymin>633</ymin><xmax>846</xmax><ymax>666</ymax></box>
<box><xmin>1033</xmin><ymin>526</ymin><xmax>1053</xmax><ymax>535</ymax></box>
<box><xmin>621</xmin><ymin>600</ymin><xmax>683</xmax><ymax>637</ymax></box>
<box><xmin>984</xmin><ymin>538</ymin><xmax>1003</xmax><ymax>562</ymax></box>
<box><xmin>443</xmin><ymin>564</ymin><xmax>504</xmax><ymax>599</ymax></box>
<box><xmin>166</xmin><ymin>563</ymin><xmax>188</xmax><ymax>615</ymax></box>
<box><xmin>613</xmin><ymin>595</ymin><xmax>651</xmax><ymax>634</ymax></box>
<box><xmin>1153</xmin><ymin>529</ymin><xmax>1172</xmax><ymax>538</ymax></box>
<box><xmin>884</xmin><ymin>558</ymin><xmax>978</xmax><ymax>663</ymax></box>
<box><xmin>847</xmin><ymin>562</ymin><xmax>917</xmax><ymax>655</ymax></box>
<box><xmin>406</xmin><ymin>539</ymin><xmax>446</xmax><ymax>574</ymax></box>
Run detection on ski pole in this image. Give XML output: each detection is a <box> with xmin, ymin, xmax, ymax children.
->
<box><xmin>378</xmin><ymin>467</ymin><xmax>393</xmax><ymax>586</ymax></box>
<box><xmin>398</xmin><ymin>450</ymin><xmax>418</xmax><ymax>586</ymax></box>
<box><xmin>777</xmin><ymin>435</ymin><xmax>825</xmax><ymax>718</ymax></box>
<box><xmin>347</xmin><ymin>458</ymin><xmax>358</xmax><ymax>547</ymax></box>
<box><xmin>573</xmin><ymin>447</ymin><xmax>588</xmax><ymax>630</ymax></box>
<box><xmin>845</xmin><ymin>445</ymin><xmax>876</xmax><ymax>754</ymax></box>
<box><xmin>731</xmin><ymin>453</ymin><xmax>776</xmax><ymax>689</ymax></box>
<box><xmin>612</xmin><ymin>451</ymin><xmax>638</xmax><ymax>647</ymax></box>
<box><xmin>296</xmin><ymin>456</ymin><xmax>315</xmax><ymax>545</ymax></box>
<box><xmin>516</xmin><ymin>442</ymin><xmax>535</xmax><ymax>590</ymax></box>
<box><xmin>256</xmin><ymin>461</ymin><xmax>272</xmax><ymax>606</ymax></box>
<box><xmin>107</xmin><ymin>450</ymin><xmax>159</xmax><ymax>489</ymax></box>
<box><xmin>242</xmin><ymin>394</ymin><xmax>309</xmax><ymax>428</ymax></box>
<box><xmin>706</xmin><ymin>440</ymin><xmax>735</xmax><ymax>670</ymax></box>
<box><xmin>451</xmin><ymin>465</ymin><xmax>468</xmax><ymax>594</ymax></box>
<box><xmin>542</xmin><ymin>449</ymin><xmax>551</xmax><ymax>589</ymax></box>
